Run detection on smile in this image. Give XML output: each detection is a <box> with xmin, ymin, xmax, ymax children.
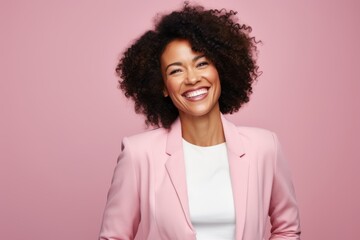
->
<box><xmin>182</xmin><ymin>87</ymin><xmax>209</xmax><ymax>99</ymax></box>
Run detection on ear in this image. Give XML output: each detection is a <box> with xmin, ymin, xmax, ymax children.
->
<box><xmin>163</xmin><ymin>88</ymin><xmax>169</xmax><ymax>97</ymax></box>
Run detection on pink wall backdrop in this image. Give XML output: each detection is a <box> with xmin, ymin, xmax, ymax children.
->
<box><xmin>1</xmin><ymin>0</ymin><xmax>359</xmax><ymax>239</ymax></box>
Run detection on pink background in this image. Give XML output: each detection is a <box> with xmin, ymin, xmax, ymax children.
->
<box><xmin>1</xmin><ymin>0</ymin><xmax>359</xmax><ymax>239</ymax></box>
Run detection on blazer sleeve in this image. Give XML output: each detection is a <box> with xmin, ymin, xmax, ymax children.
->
<box><xmin>269</xmin><ymin>133</ymin><xmax>301</xmax><ymax>240</ymax></box>
<box><xmin>99</xmin><ymin>137</ymin><xmax>140</xmax><ymax>240</ymax></box>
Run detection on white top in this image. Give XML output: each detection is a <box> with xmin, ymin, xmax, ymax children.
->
<box><xmin>183</xmin><ymin>139</ymin><xmax>236</xmax><ymax>240</ymax></box>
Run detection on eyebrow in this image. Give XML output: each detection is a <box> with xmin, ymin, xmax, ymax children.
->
<box><xmin>165</xmin><ymin>54</ymin><xmax>206</xmax><ymax>72</ymax></box>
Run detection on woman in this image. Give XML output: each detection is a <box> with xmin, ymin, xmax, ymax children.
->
<box><xmin>99</xmin><ymin>3</ymin><xmax>301</xmax><ymax>240</ymax></box>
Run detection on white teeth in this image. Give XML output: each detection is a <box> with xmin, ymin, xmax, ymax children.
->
<box><xmin>184</xmin><ymin>88</ymin><xmax>208</xmax><ymax>98</ymax></box>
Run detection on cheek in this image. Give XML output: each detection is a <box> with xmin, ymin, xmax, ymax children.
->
<box><xmin>165</xmin><ymin>79</ymin><xmax>182</xmax><ymax>95</ymax></box>
<box><xmin>205</xmin><ymin>67</ymin><xmax>220</xmax><ymax>83</ymax></box>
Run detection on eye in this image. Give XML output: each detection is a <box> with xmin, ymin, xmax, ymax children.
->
<box><xmin>196</xmin><ymin>61</ymin><xmax>209</xmax><ymax>68</ymax></box>
<box><xmin>169</xmin><ymin>68</ymin><xmax>182</xmax><ymax>75</ymax></box>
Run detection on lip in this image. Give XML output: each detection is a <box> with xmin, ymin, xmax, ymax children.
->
<box><xmin>182</xmin><ymin>87</ymin><xmax>209</xmax><ymax>101</ymax></box>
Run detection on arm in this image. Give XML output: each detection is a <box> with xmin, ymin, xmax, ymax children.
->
<box><xmin>99</xmin><ymin>138</ymin><xmax>140</xmax><ymax>240</ymax></box>
<box><xmin>269</xmin><ymin>134</ymin><xmax>301</xmax><ymax>240</ymax></box>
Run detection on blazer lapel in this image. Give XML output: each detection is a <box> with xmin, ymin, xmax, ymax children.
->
<box><xmin>221</xmin><ymin>115</ymin><xmax>249</xmax><ymax>240</ymax></box>
<box><xmin>164</xmin><ymin>118</ymin><xmax>194</xmax><ymax>230</ymax></box>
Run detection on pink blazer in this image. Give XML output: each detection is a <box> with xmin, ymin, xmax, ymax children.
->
<box><xmin>99</xmin><ymin>115</ymin><xmax>301</xmax><ymax>240</ymax></box>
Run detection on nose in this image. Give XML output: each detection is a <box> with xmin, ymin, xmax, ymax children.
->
<box><xmin>185</xmin><ymin>68</ymin><xmax>200</xmax><ymax>85</ymax></box>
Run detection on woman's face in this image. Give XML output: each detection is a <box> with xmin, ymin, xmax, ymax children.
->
<box><xmin>160</xmin><ymin>39</ymin><xmax>221</xmax><ymax>119</ymax></box>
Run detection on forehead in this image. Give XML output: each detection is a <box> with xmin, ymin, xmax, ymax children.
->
<box><xmin>161</xmin><ymin>39</ymin><xmax>201</xmax><ymax>64</ymax></box>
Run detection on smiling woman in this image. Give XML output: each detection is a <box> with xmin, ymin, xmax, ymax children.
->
<box><xmin>99</xmin><ymin>3</ymin><xmax>301</xmax><ymax>240</ymax></box>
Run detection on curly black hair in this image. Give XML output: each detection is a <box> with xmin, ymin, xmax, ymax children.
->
<box><xmin>117</xmin><ymin>3</ymin><xmax>260</xmax><ymax>129</ymax></box>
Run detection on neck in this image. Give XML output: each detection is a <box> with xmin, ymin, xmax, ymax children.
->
<box><xmin>179</xmin><ymin>107</ymin><xmax>225</xmax><ymax>147</ymax></box>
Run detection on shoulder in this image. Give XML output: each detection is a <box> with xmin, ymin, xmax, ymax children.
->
<box><xmin>235</xmin><ymin>125</ymin><xmax>279</xmax><ymax>152</ymax></box>
<box><xmin>222</xmin><ymin>116</ymin><xmax>279</xmax><ymax>152</ymax></box>
<box><xmin>121</xmin><ymin>127</ymin><xmax>169</xmax><ymax>152</ymax></box>
<box><xmin>116</xmin><ymin>127</ymin><xmax>169</xmax><ymax>170</ymax></box>
<box><xmin>236</xmin><ymin>126</ymin><xmax>275</xmax><ymax>138</ymax></box>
